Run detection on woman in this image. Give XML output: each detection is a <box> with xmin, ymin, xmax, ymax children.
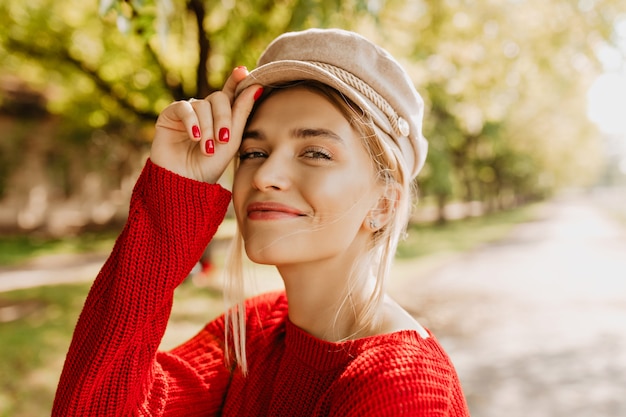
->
<box><xmin>53</xmin><ymin>28</ymin><xmax>470</xmax><ymax>416</ymax></box>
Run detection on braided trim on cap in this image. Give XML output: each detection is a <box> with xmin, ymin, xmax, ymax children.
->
<box><xmin>311</xmin><ymin>61</ymin><xmax>410</xmax><ymax>138</ymax></box>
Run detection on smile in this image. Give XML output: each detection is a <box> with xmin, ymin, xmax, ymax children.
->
<box><xmin>246</xmin><ymin>202</ymin><xmax>306</xmax><ymax>220</ymax></box>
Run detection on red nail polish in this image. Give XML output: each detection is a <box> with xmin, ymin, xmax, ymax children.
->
<box><xmin>253</xmin><ymin>87</ymin><xmax>264</xmax><ymax>101</ymax></box>
<box><xmin>205</xmin><ymin>139</ymin><xmax>215</xmax><ymax>154</ymax></box>
<box><xmin>192</xmin><ymin>125</ymin><xmax>201</xmax><ymax>139</ymax></box>
<box><xmin>219</xmin><ymin>127</ymin><xmax>230</xmax><ymax>143</ymax></box>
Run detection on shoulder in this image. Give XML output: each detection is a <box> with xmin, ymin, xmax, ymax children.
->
<box><xmin>379</xmin><ymin>296</ymin><xmax>430</xmax><ymax>338</ymax></box>
<box><xmin>244</xmin><ymin>290</ymin><xmax>288</xmax><ymax>321</ymax></box>
<box><xmin>351</xmin><ymin>333</ymin><xmax>457</xmax><ymax>385</ymax></box>
<box><xmin>329</xmin><ymin>334</ymin><xmax>468</xmax><ymax>416</ymax></box>
<box><xmin>243</xmin><ymin>291</ymin><xmax>289</xmax><ymax>335</ymax></box>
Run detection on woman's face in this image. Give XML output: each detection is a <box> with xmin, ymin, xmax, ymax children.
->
<box><xmin>232</xmin><ymin>87</ymin><xmax>382</xmax><ymax>267</ymax></box>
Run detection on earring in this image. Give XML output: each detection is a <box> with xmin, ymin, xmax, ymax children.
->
<box><xmin>369</xmin><ymin>219</ymin><xmax>379</xmax><ymax>230</ymax></box>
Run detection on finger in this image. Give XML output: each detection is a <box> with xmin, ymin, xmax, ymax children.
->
<box><xmin>221</xmin><ymin>66</ymin><xmax>249</xmax><ymax>103</ymax></box>
<box><xmin>185</xmin><ymin>99</ymin><xmax>204</xmax><ymax>141</ymax></box>
<box><xmin>231</xmin><ymin>84</ymin><xmax>264</xmax><ymax>146</ymax></box>
<box><xmin>206</xmin><ymin>92</ymin><xmax>232</xmax><ymax>144</ymax></box>
<box><xmin>189</xmin><ymin>99</ymin><xmax>216</xmax><ymax>155</ymax></box>
<box><xmin>156</xmin><ymin>100</ymin><xmax>202</xmax><ymax>142</ymax></box>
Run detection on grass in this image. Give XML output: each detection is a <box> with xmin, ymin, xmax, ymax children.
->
<box><xmin>0</xmin><ymin>283</ymin><xmax>91</xmax><ymax>417</ymax></box>
<box><xmin>0</xmin><ymin>280</ymin><xmax>224</xmax><ymax>417</ymax></box>
<box><xmin>0</xmin><ymin>231</ymin><xmax>119</xmax><ymax>267</ymax></box>
<box><xmin>0</xmin><ymin>203</ymin><xmax>543</xmax><ymax>416</ymax></box>
<box><xmin>397</xmin><ymin>203</ymin><xmax>541</xmax><ymax>259</ymax></box>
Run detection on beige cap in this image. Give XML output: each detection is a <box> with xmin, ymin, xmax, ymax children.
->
<box><xmin>235</xmin><ymin>28</ymin><xmax>428</xmax><ymax>179</ymax></box>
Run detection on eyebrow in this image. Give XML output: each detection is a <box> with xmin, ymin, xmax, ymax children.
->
<box><xmin>242</xmin><ymin>128</ymin><xmax>344</xmax><ymax>143</ymax></box>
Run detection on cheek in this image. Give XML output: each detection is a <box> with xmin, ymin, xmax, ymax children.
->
<box><xmin>309</xmin><ymin>175</ymin><xmax>374</xmax><ymax>220</ymax></box>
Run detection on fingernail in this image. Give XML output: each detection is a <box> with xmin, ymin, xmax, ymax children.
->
<box><xmin>219</xmin><ymin>127</ymin><xmax>230</xmax><ymax>143</ymax></box>
<box><xmin>205</xmin><ymin>139</ymin><xmax>215</xmax><ymax>154</ymax></box>
<box><xmin>253</xmin><ymin>87</ymin><xmax>264</xmax><ymax>101</ymax></box>
<box><xmin>235</xmin><ymin>65</ymin><xmax>247</xmax><ymax>72</ymax></box>
<box><xmin>192</xmin><ymin>125</ymin><xmax>201</xmax><ymax>139</ymax></box>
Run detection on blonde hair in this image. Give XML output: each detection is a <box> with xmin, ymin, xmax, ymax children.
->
<box><xmin>224</xmin><ymin>81</ymin><xmax>413</xmax><ymax>374</ymax></box>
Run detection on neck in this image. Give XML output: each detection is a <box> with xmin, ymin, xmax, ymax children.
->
<box><xmin>278</xmin><ymin>255</ymin><xmax>379</xmax><ymax>342</ymax></box>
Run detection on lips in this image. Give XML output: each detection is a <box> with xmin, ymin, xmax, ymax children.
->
<box><xmin>246</xmin><ymin>201</ymin><xmax>306</xmax><ymax>220</ymax></box>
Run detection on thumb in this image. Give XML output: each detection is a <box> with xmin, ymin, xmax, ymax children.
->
<box><xmin>222</xmin><ymin>66</ymin><xmax>250</xmax><ymax>102</ymax></box>
<box><xmin>231</xmin><ymin>84</ymin><xmax>263</xmax><ymax>142</ymax></box>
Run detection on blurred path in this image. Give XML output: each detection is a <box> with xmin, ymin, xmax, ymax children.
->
<box><xmin>0</xmin><ymin>252</ymin><xmax>107</xmax><ymax>292</ymax></box>
<box><xmin>389</xmin><ymin>189</ymin><xmax>626</xmax><ymax>417</ymax></box>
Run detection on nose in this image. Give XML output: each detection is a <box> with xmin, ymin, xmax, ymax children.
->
<box><xmin>251</xmin><ymin>152</ymin><xmax>291</xmax><ymax>191</ymax></box>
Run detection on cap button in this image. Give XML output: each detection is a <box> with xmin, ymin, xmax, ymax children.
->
<box><xmin>397</xmin><ymin>117</ymin><xmax>410</xmax><ymax>137</ymax></box>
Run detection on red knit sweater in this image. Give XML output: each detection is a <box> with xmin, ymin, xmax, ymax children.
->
<box><xmin>53</xmin><ymin>159</ymin><xmax>470</xmax><ymax>416</ymax></box>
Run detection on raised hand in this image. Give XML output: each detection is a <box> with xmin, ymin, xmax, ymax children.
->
<box><xmin>151</xmin><ymin>66</ymin><xmax>262</xmax><ymax>184</ymax></box>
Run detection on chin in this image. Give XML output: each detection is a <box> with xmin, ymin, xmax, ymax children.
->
<box><xmin>244</xmin><ymin>243</ymin><xmax>289</xmax><ymax>266</ymax></box>
<box><xmin>243</xmin><ymin>241</ymin><xmax>322</xmax><ymax>267</ymax></box>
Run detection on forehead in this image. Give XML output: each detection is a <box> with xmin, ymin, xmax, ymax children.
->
<box><xmin>245</xmin><ymin>87</ymin><xmax>356</xmax><ymax>134</ymax></box>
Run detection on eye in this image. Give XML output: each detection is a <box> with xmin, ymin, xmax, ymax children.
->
<box><xmin>302</xmin><ymin>147</ymin><xmax>332</xmax><ymax>160</ymax></box>
<box><xmin>239</xmin><ymin>150</ymin><xmax>267</xmax><ymax>161</ymax></box>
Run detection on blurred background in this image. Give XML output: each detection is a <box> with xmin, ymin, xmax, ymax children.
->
<box><xmin>1</xmin><ymin>0</ymin><xmax>626</xmax><ymax>415</ymax></box>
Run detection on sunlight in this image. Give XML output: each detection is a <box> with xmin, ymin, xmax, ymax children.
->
<box><xmin>587</xmin><ymin>71</ymin><xmax>626</xmax><ymax>135</ymax></box>
<box><xmin>587</xmin><ymin>16</ymin><xmax>626</xmax><ymax>136</ymax></box>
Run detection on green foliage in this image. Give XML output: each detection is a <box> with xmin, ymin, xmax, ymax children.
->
<box><xmin>1</xmin><ymin>0</ymin><xmax>172</xmax><ymax>128</ymax></box>
<box><xmin>0</xmin><ymin>0</ymin><xmax>384</xmax><ymax>125</ymax></box>
<box><xmin>1</xmin><ymin>0</ymin><xmax>624</xmax><ymax>223</ymax></box>
<box><xmin>380</xmin><ymin>0</ymin><xmax>623</xmax><ymax>218</ymax></box>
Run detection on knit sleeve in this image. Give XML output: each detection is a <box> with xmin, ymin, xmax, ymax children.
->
<box><xmin>52</xmin><ymin>159</ymin><xmax>232</xmax><ymax>417</ymax></box>
<box><xmin>329</xmin><ymin>338</ymin><xmax>470</xmax><ymax>417</ymax></box>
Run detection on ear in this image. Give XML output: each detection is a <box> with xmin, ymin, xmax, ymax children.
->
<box><xmin>364</xmin><ymin>183</ymin><xmax>401</xmax><ymax>232</ymax></box>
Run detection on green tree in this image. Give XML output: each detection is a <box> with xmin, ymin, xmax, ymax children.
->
<box><xmin>2</xmin><ymin>0</ymin><xmax>381</xmax><ymax>126</ymax></box>
<box><xmin>1</xmin><ymin>0</ymin><xmax>624</xmax><ymax>228</ymax></box>
<box><xmin>370</xmin><ymin>0</ymin><xmax>623</xmax><ymax>222</ymax></box>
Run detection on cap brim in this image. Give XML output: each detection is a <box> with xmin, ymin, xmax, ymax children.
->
<box><xmin>235</xmin><ymin>60</ymin><xmax>393</xmax><ymax>140</ymax></box>
<box><xmin>235</xmin><ymin>61</ymin><xmax>363</xmax><ymax>106</ymax></box>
